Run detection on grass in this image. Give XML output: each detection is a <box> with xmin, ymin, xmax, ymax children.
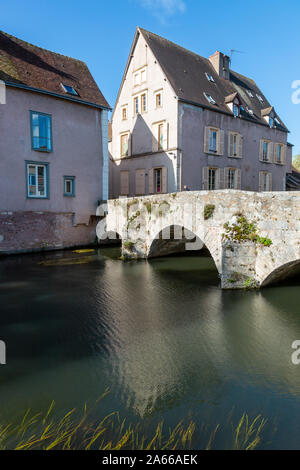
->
<box><xmin>0</xmin><ymin>396</ymin><xmax>268</xmax><ymax>450</ymax></box>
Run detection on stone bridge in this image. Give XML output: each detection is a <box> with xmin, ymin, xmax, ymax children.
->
<box><xmin>101</xmin><ymin>190</ymin><xmax>300</xmax><ymax>289</ymax></box>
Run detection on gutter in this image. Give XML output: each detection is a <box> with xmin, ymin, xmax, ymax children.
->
<box><xmin>5</xmin><ymin>81</ymin><xmax>112</xmax><ymax>111</ymax></box>
<box><xmin>177</xmin><ymin>97</ymin><xmax>289</xmax><ymax>133</ymax></box>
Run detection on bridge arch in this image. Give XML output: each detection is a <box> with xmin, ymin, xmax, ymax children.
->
<box><xmin>261</xmin><ymin>259</ymin><xmax>300</xmax><ymax>287</ymax></box>
<box><xmin>147</xmin><ymin>224</ymin><xmax>221</xmax><ymax>276</ymax></box>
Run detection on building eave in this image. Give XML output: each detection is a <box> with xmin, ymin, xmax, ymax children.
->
<box><xmin>5</xmin><ymin>81</ymin><xmax>112</xmax><ymax>111</ymax></box>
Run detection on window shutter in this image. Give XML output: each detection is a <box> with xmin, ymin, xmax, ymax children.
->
<box><xmin>218</xmin><ymin>168</ymin><xmax>224</xmax><ymax>189</ymax></box>
<box><xmin>268</xmin><ymin>173</ymin><xmax>272</xmax><ymax>191</ymax></box>
<box><xmin>267</xmin><ymin>142</ymin><xmax>273</xmax><ymax>163</ymax></box>
<box><xmin>258</xmin><ymin>171</ymin><xmax>264</xmax><ymax>192</ymax></box>
<box><xmin>148</xmin><ymin>168</ymin><xmax>154</xmax><ymax>194</ymax></box>
<box><xmin>162</xmin><ymin>167</ymin><xmax>168</xmax><ymax>193</ymax></box>
<box><xmin>120</xmin><ymin>171</ymin><xmax>129</xmax><ymax>196</ymax></box>
<box><xmin>259</xmin><ymin>140</ymin><xmax>263</xmax><ymax>162</ymax></box>
<box><xmin>128</xmin><ymin>133</ymin><xmax>132</xmax><ymax>157</ymax></box>
<box><xmin>238</xmin><ymin>135</ymin><xmax>243</xmax><ymax>158</ymax></box>
<box><xmin>163</xmin><ymin>122</ymin><xmax>168</xmax><ymax>150</ymax></box>
<box><xmin>218</xmin><ymin>130</ymin><xmax>224</xmax><ymax>155</ymax></box>
<box><xmin>135</xmin><ymin>169</ymin><xmax>145</xmax><ymax>195</ymax></box>
<box><xmin>202</xmin><ymin>167</ymin><xmax>209</xmax><ymax>190</ymax></box>
<box><xmin>204</xmin><ymin>127</ymin><xmax>210</xmax><ymax>153</ymax></box>
<box><xmin>228</xmin><ymin>133</ymin><xmax>234</xmax><ymax>157</ymax></box>
<box><xmin>282</xmin><ymin>145</ymin><xmax>286</xmax><ymax>164</ymax></box>
<box><xmin>235</xmin><ymin>169</ymin><xmax>241</xmax><ymax>189</ymax></box>
<box><xmin>224</xmin><ymin>167</ymin><xmax>229</xmax><ymax>188</ymax></box>
<box><xmin>152</xmin><ymin>124</ymin><xmax>157</xmax><ymax>152</ymax></box>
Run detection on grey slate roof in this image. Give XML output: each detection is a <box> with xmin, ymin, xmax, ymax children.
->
<box><xmin>138</xmin><ymin>27</ymin><xmax>288</xmax><ymax>132</ymax></box>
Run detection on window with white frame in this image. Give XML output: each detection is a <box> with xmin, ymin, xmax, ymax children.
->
<box><xmin>121</xmin><ymin>105</ymin><xmax>127</xmax><ymax>120</ymax></box>
<box><xmin>133</xmin><ymin>96</ymin><xmax>139</xmax><ymax>115</ymax></box>
<box><xmin>228</xmin><ymin>168</ymin><xmax>236</xmax><ymax>189</ymax></box>
<box><xmin>120</xmin><ymin>133</ymin><xmax>129</xmax><ymax>157</ymax></box>
<box><xmin>155</xmin><ymin>90</ymin><xmax>162</xmax><ymax>108</ymax></box>
<box><xmin>141</xmin><ymin>93</ymin><xmax>147</xmax><ymax>113</ymax></box>
<box><xmin>26</xmin><ymin>162</ymin><xmax>48</xmax><ymax>198</ymax></box>
<box><xmin>246</xmin><ymin>90</ymin><xmax>254</xmax><ymax>98</ymax></box>
<box><xmin>133</xmin><ymin>67</ymin><xmax>147</xmax><ymax>87</ymax></box>
<box><xmin>204</xmin><ymin>92</ymin><xmax>216</xmax><ymax>105</ymax></box>
<box><xmin>205</xmin><ymin>72</ymin><xmax>215</xmax><ymax>82</ymax></box>
<box><xmin>260</xmin><ymin>140</ymin><xmax>272</xmax><ymax>162</ymax></box>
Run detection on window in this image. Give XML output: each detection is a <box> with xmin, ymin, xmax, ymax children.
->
<box><xmin>246</xmin><ymin>107</ymin><xmax>254</xmax><ymax>116</ymax></box>
<box><xmin>204</xmin><ymin>127</ymin><xmax>224</xmax><ymax>155</ymax></box>
<box><xmin>141</xmin><ymin>93</ymin><xmax>147</xmax><ymax>113</ymax></box>
<box><xmin>133</xmin><ymin>67</ymin><xmax>147</xmax><ymax>86</ymax></box>
<box><xmin>154</xmin><ymin>168</ymin><xmax>162</xmax><ymax>193</ymax></box>
<box><xmin>155</xmin><ymin>92</ymin><xmax>162</xmax><ymax>108</ymax></box>
<box><xmin>120</xmin><ymin>133</ymin><xmax>129</xmax><ymax>157</ymax></box>
<box><xmin>274</xmin><ymin>143</ymin><xmax>285</xmax><ymax>164</ymax></box>
<box><xmin>208</xmin><ymin>168</ymin><xmax>217</xmax><ymax>190</ymax></box>
<box><xmin>134</xmin><ymin>96</ymin><xmax>139</xmax><ymax>115</ymax></box>
<box><xmin>233</xmin><ymin>104</ymin><xmax>239</xmax><ymax>117</ymax></box>
<box><xmin>205</xmin><ymin>72</ymin><xmax>215</xmax><ymax>82</ymax></box>
<box><xmin>209</xmin><ymin>129</ymin><xmax>217</xmax><ymax>152</ymax></box>
<box><xmin>262</xmin><ymin>141</ymin><xmax>269</xmax><ymax>162</ymax></box>
<box><xmin>269</xmin><ymin>116</ymin><xmax>274</xmax><ymax>128</ymax></box>
<box><xmin>122</xmin><ymin>106</ymin><xmax>127</xmax><ymax>120</ymax></box>
<box><xmin>61</xmin><ymin>84</ymin><xmax>78</xmax><ymax>95</ymax></box>
<box><xmin>64</xmin><ymin>176</ymin><xmax>75</xmax><ymax>197</ymax></box>
<box><xmin>259</xmin><ymin>171</ymin><xmax>272</xmax><ymax>191</ymax></box>
<box><xmin>26</xmin><ymin>162</ymin><xmax>48</xmax><ymax>198</ymax></box>
<box><xmin>246</xmin><ymin>90</ymin><xmax>254</xmax><ymax>98</ymax></box>
<box><xmin>228</xmin><ymin>169</ymin><xmax>236</xmax><ymax>189</ymax></box>
<box><xmin>274</xmin><ymin>117</ymin><xmax>280</xmax><ymax>126</ymax></box>
<box><xmin>141</xmin><ymin>68</ymin><xmax>147</xmax><ymax>83</ymax></box>
<box><xmin>204</xmin><ymin>92</ymin><xmax>216</xmax><ymax>104</ymax></box>
<box><xmin>256</xmin><ymin>94</ymin><xmax>264</xmax><ymax>103</ymax></box>
<box><xmin>158</xmin><ymin>123</ymin><xmax>164</xmax><ymax>150</ymax></box>
<box><xmin>229</xmin><ymin>132</ymin><xmax>238</xmax><ymax>157</ymax></box>
<box><xmin>31</xmin><ymin>111</ymin><xmax>52</xmax><ymax>152</ymax></box>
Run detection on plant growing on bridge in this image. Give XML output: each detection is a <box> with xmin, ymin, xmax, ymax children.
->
<box><xmin>204</xmin><ymin>204</ymin><xmax>215</xmax><ymax>220</ymax></box>
<box><xmin>222</xmin><ymin>215</ymin><xmax>272</xmax><ymax>247</ymax></box>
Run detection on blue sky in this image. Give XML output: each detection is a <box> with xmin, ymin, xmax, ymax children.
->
<box><xmin>1</xmin><ymin>0</ymin><xmax>300</xmax><ymax>157</ymax></box>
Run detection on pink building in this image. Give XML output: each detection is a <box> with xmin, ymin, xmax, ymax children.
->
<box><xmin>0</xmin><ymin>31</ymin><xmax>110</xmax><ymax>254</ymax></box>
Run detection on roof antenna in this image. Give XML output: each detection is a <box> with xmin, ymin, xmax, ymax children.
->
<box><xmin>229</xmin><ymin>49</ymin><xmax>244</xmax><ymax>65</ymax></box>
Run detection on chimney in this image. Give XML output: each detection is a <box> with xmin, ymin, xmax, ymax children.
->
<box><xmin>209</xmin><ymin>51</ymin><xmax>230</xmax><ymax>80</ymax></box>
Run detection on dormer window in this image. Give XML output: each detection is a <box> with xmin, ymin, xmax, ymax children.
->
<box><xmin>274</xmin><ymin>117</ymin><xmax>280</xmax><ymax>126</ymax></box>
<box><xmin>204</xmin><ymin>92</ymin><xmax>216</xmax><ymax>104</ymax></box>
<box><xmin>247</xmin><ymin>107</ymin><xmax>254</xmax><ymax>116</ymax></box>
<box><xmin>269</xmin><ymin>116</ymin><xmax>274</xmax><ymax>128</ymax></box>
<box><xmin>246</xmin><ymin>90</ymin><xmax>254</xmax><ymax>98</ymax></box>
<box><xmin>61</xmin><ymin>84</ymin><xmax>78</xmax><ymax>96</ymax></box>
<box><xmin>233</xmin><ymin>104</ymin><xmax>239</xmax><ymax>117</ymax></box>
<box><xmin>205</xmin><ymin>73</ymin><xmax>215</xmax><ymax>82</ymax></box>
<box><xmin>256</xmin><ymin>94</ymin><xmax>264</xmax><ymax>103</ymax></box>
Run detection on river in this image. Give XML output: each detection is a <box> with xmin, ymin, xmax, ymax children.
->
<box><xmin>0</xmin><ymin>247</ymin><xmax>300</xmax><ymax>449</ymax></box>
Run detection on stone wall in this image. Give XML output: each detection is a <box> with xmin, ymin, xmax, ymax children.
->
<box><xmin>105</xmin><ymin>190</ymin><xmax>300</xmax><ymax>289</ymax></box>
<box><xmin>0</xmin><ymin>211</ymin><xmax>98</xmax><ymax>254</ymax></box>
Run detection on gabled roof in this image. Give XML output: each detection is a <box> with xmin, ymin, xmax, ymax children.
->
<box><xmin>0</xmin><ymin>30</ymin><xmax>110</xmax><ymax>109</ymax></box>
<box><xmin>137</xmin><ymin>27</ymin><xmax>288</xmax><ymax>131</ymax></box>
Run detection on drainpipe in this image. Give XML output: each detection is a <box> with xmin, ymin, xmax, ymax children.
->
<box><xmin>178</xmin><ymin>105</ymin><xmax>185</xmax><ymax>192</ymax></box>
<box><xmin>101</xmin><ymin>109</ymin><xmax>109</xmax><ymax>201</ymax></box>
